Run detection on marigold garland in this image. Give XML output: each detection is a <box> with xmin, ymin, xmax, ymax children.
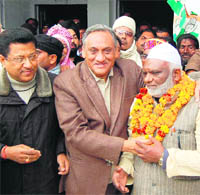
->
<box><xmin>130</xmin><ymin>72</ymin><xmax>195</xmax><ymax>142</ymax></box>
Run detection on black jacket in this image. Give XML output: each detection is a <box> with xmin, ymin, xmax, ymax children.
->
<box><xmin>0</xmin><ymin>67</ymin><xmax>65</xmax><ymax>194</ymax></box>
<box><xmin>74</xmin><ymin>55</ymin><xmax>84</xmax><ymax>65</ymax></box>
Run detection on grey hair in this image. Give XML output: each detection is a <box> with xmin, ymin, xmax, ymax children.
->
<box><xmin>169</xmin><ymin>62</ymin><xmax>183</xmax><ymax>72</ymax></box>
<box><xmin>167</xmin><ymin>62</ymin><xmax>183</xmax><ymax>78</ymax></box>
<box><xmin>82</xmin><ymin>24</ymin><xmax>118</xmax><ymax>48</ymax></box>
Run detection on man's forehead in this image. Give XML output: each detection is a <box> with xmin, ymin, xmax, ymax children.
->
<box><xmin>143</xmin><ymin>59</ymin><xmax>169</xmax><ymax>70</ymax></box>
<box><xmin>28</xmin><ymin>20</ymin><xmax>35</xmax><ymax>24</ymax></box>
<box><xmin>36</xmin><ymin>49</ymin><xmax>47</xmax><ymax>54</ymax></box>
<box><xmin>9</xmin><ymin>41</ymin><xmax>35</xmax><ymax>47</ymax></box>
<box><xmin>181</xmin><ymin>38</ymin><xmax>195</xmax><ymax>45</ymax></box>
<box><xmin>157</xmin><ymin>31</ymin><xmax>169</xmax><ymax>37</ymax></box>
<box><xmin>86</xmin><ymin>31</ymin><xmax>113</xmax><ymax>42</ymax></box>
<box><xmin>8</xmin><ymin>42</ymin><xmax>36</xmax><ymax>55</ymax></box>
<box><xmin>115</xmin><ymin>26</ymin><xmax>133</xmax><ymax>32</ymax></box>
<box><xmin>140</xmin><ymin>32</ymin><xmax>154</xmax><ymax>39</ymax></box>
<box><xmin>68</xmin><ymin>29</ymin><xmax>76</xmax><ymax>36</ymax></box>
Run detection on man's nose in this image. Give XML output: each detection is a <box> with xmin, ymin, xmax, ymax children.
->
<box><xmin>144</xmin><ymin>73</ymin><xmax>153</xmax><ymax>84</ymax></box>
<box><xmin>96</xmin><ymin>52</ymin><xmax>105</xmax><ymax>62</ymax></box>
<box><xmin>23</xmin><ymin>57</ymin><xmax>33</xmax><ymax>68</ymax></box>
<box><xmin>183</xmin><ymin>47</ymin><xmax>189</xmax><ymax>53</ymax></box>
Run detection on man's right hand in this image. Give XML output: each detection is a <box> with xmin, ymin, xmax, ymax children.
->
<box><xmin>112</xmin><ymin>166</ymin><xmax>129</xmax><ymax>193</ymax></box>
<box><xmin>122</xmin><ymin>136</ymin><xmax>152</xmax><ymax>153</ymax></box>
<box><xmin>4</xmin><ymin>144</ymin><xmax>41</xmax><ymax>164</ymax></box>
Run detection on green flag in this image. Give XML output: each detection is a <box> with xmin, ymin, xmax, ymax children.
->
<box><xmin>167</xmin><ymin>0</ymin><xmax>183</xmax><ymax>15</ymax></box>
<box><xmin>167</xmin><ymin>0</ymin><xmax>200</xmax><ymax>43</ymax></box>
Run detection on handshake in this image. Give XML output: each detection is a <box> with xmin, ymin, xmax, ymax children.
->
<box><xmin>122</xmin><ymin>135</ymin><xmax>164</xmax><ymax>163</ymax></box>
<box><xmin>122</xmin><ymin>135</ymin><xmax>153</xmax><ymax>154</ymax></box>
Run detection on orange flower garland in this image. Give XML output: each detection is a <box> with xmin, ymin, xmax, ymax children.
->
<box><xmin>130</xmin><ymin>72</ymin><xmax>195</xmax><ymax>142</ymax></box>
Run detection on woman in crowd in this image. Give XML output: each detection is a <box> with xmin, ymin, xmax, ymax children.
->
<box><xmin>47</xmin><ymin>24</ymin><xmax>75</xmax><ymax>72</ymax></box>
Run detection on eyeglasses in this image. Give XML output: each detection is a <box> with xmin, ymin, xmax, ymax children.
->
<box><xmin>115</xmin><ymin>29</ymin><xmax>133</xmax><ymax>37</ymax></box>
<box><xmin>6</xmin><ymin>52</ymin><xmax>38</xmax><ymax>64</ymax></box>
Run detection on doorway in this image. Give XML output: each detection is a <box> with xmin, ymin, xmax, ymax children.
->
<box><xmin>37</xmin><ymin>4</ymin><xmax>87</xmax><ymax>33</ymax></box>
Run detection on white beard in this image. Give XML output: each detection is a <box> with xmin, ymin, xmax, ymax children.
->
<box><xmin>147</xmin><ymin>73</ymin><xmax>174</xmax><ymax>98</ymax></box>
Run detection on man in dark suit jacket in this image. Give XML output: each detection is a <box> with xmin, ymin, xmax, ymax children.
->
<box><xmin>0</xmin><ymin>28</ymin><xmax>68</xmax><ymax>194</ymax></box>
<box><xmin>53</xmin><ymin>24</ymin><xmax>144</xmax><ymax>194</ymax></box>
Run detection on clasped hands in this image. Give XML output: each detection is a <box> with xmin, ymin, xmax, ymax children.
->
<box><xmin>3</xmin><ymin>144</ymin><xmax>41</xmax><ymax>164</ymax></box>
<box><xmin>113</xmin><ymin>136</ymin><xmax>164</xmax><ymax>193</ymax></box>
<box><xmin>122</xmin><ymin>136</ymin><xmax>164</xmax><ymax>163</ymax></box>
<box><xmin>4</xmin><ymin>144</ymin><xmax>69</xmax><ymax>175</ymax></box>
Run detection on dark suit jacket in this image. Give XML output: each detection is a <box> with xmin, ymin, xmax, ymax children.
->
<box><xmin>53</xmin><ymin>58</ymin><xmax>144</xmax><ymax>194</ymax></box>
<box><xmin>74</xmin><ymin>55</ymin><xmax>84</xmax><ymax>65</ymax></box>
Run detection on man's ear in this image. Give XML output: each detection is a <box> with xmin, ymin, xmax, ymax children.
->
<box><xmin>172</xmin><ymin>69</ymin><xmax>181</xmax><ymax>83</ymax></box>
<box><xmin>114</xmin><ymin>46</ymin><xmax>120</xmax><ymax>59</ymax></box>
<box><xmin>0</xmin><ymin>54</ymin><xmax>6</xmax><ymax>68</ymax></box>
<box><xmin>82</xmin><ymin>47</ymin><xmax>86</xmax><ymax>58</ymax></box>
<box><xmin>49</xmin><ymin>54</ymin><xmax>57</xmax><ymax>65</ymax></box>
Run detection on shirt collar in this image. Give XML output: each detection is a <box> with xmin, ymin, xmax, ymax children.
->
<box><xmin>89</xmin><ymin>67</ymin><xmax>114</xmax><ymax>82</ymax></box>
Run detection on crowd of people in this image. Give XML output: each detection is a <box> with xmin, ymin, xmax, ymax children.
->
<box><xmin>0</xmin><ymin>13</ymin><xmax>200</xmax><ymax>195</ymax></box>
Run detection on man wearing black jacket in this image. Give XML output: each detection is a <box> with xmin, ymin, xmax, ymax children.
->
<box><xmin>0</xmin><ymin>28</ymin><xmax>69</xmax><ymax>194</ymax></box>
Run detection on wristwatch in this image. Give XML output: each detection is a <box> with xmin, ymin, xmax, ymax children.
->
<box><xmin>158</xmin><ymin>151</ymin><xmax>164</xmax><ymax>166</ymax></box>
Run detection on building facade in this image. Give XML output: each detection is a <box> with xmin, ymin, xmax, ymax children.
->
<box><xmin>0</xmin><ymin>0</ymin><xmax>118</xmax><ymax>31</ymax></box>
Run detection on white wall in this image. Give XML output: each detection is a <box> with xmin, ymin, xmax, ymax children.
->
<box><xmin>0</xmin><ymin>0</ymin><xmax>118</xmax><ymax>30</ymax></box>
<box><xmin>1</xmin><ymin>0</ymin><xmax>31</xmax><ymax>29</ymax></box>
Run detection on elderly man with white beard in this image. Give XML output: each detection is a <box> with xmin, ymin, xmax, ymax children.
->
<box><xmin>112</xmin><ymin>43</ymin><xmax>200</xmax><ymax>195</ymax></box>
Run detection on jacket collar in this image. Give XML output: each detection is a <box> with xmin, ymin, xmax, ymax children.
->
<box><xmin>79</xmin><ymin>61</ymin><xmax>111</xmax><ymax>131</ymax></box>
<box><xmin>79</xmin><ymin>61</ymin><xmax>124</xmax><ymax>135</ymax></box>
<box><xmin>0</xmin><ymin>67</ymin><xmax>52</xmax><ymax>97</ymax></box>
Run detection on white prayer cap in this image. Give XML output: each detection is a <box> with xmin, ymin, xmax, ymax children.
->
<box><xmin>112</xmin><ymin>16</ymin><xmax>136</xmax><ymax>35</ymax></box>
<box><xmin>147</xmin><ymin>43</ymin><xmax>182</xmax><ymax>69</ymax></box>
